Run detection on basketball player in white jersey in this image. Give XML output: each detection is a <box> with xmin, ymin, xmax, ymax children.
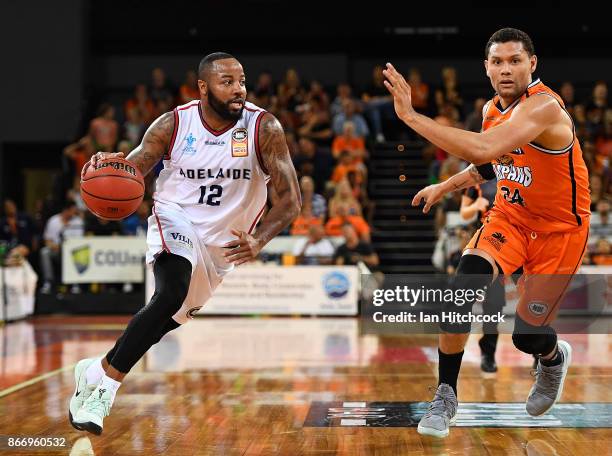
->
<box><xmin>68</xmin><ymin>53</ymin><xmax>301</xmax><ymax>435</ymax></box>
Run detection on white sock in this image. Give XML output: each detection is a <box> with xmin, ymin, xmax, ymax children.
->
<box><xmin>98</xmin><ymin>375</ymin><xmax>121</xmax><ymax>404</ymax></box>
<box><xmin>85</xmin><ymin>358</ymin><xmax>105</xmax><ymax>385</ymax></box>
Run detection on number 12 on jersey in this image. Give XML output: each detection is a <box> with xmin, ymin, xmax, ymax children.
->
<box><xmin>198</xmin><ymin>185</ymin><xmax>223</xmax><ymax>206</ymax></box>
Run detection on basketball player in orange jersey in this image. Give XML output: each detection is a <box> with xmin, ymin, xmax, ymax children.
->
<box><xmin>67</xmin><ymin>53</ymin><xmax>301</xmax><ymax>435</ymax></box>
<box><xmin>383</xmin><ymin>28</ymin><xmax>590</xmax><ymax>438</ymax></box>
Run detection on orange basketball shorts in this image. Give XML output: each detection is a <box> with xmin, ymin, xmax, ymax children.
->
<box><xmin>465</xmin><ymin>208</ymin><xmax>589</xmax><ymax>326</ymax></box>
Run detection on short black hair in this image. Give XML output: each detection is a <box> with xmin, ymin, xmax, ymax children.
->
<box><xmin>198</xmin><ymin>52</ymin><xmax>236</xmax><ymax>80</ymax></box>
<box><xmin>485</xmin><ymin>28</ymin><xmax>535</xmax><ymax>58</ymax></box>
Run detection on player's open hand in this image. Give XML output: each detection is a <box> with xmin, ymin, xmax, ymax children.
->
<box><xmin>412</xmin><ymin>183</ymin><xmax>446</xmax><ymax>214</ymax></box>
<box><xmin>223</xmin><ymin>229</ymin><xmax>263</xmax><ymax>266</ymax></box>
<box><xmin>382</xmin><ymin>63</ymin><xmax>415</xmax><ymax>123</ymax></box>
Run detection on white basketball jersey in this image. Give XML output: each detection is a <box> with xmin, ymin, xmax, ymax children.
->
<box><xmin>154</xmin><ymin>100</ymin><xmax>270</xmax><ymax>246</ymax></box>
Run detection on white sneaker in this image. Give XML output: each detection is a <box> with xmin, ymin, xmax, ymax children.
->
<box><xmin>68</xmin><ymin>358</ymin><xmax>98</xmax><ymax>430</ymax></box>
<box><xmin>74</xmin><ymin>385</ymin><xmax>114</xmax><ymax>435</ymax></box>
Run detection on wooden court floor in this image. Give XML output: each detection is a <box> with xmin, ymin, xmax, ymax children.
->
<box><xmin>0</xmin><ymin>315</ymin><xmax>610</xmax><ymax>455</ymax></box>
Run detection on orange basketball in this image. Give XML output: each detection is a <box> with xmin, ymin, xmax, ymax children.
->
<box><xmin>80</xmin><ymin>158</ymin><xmax>145</xmax><ymax>220</ymax></box>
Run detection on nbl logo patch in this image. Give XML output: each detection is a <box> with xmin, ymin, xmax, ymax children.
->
<box><xmin>231</xmin><ymin>128</ymin><xmax>248</xmax><ymax>157</ymax></box>
<box><xmin>528</xmin><ymin>301</ymin><xmax>548</xmax><ymax>316</ymax></box>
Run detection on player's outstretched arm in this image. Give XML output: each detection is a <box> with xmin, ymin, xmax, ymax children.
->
<box><xmin>223</xmin><ymin>113</ymin><xmax>301</xmax><ymax>265</ymax></box>
<box><xmin>412</xmin><ymin>164</ymin><xmax>491</xmax><ymax>213</ymax></box>
<box><xmin>383</xmin><ymin>63</ymin><xmax>562</xmax><ymax>164</ymax></box>
<box><xmin>88</xmin><ymin>112</ymin><xmax>175</xmax><ymax>176</ymax></box>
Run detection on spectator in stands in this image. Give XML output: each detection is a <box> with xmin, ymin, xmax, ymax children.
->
<box><xmin>306</xmin><ymin>81</ymin><xmax>330</xmax><ymax>110</ymax></box>
<box><xmin>40</xmin><ymin>200</ymin><xmax>84</xmax><ymax>294</ymax></box>
<box><xmin>329</xmin><ymin>179</ymin><xmax>362</xmax><ymax>217</ymax></box>
<box><xmin>290</xmin><ymin>204</ymin><xmax>323</xmax><ymax>236</ymax></box>
<box><xmin>300</xmin><ymin>176</ymin><xmax>326</xmax><ymax>219</ymax></box>
<box><xmin>63</xmin><ymin>136</ymin><xmax>96</xmax><ymax>184</ymax></box>
<box><xmin>121</xmin><ymin>200</ymin><xmax>151</xmax><ymax>236</ymax></box>
<box><xmin>179</xmin><ymin>70</ymin><xmax>199</xmax><ymax>104</ymax></box>
<box><xmin>125</xmin><ymin>84</ymin><xmax>156</xmax><ymax>125</ymax></box>
<box><xmin>464</xmin><ymin>98</ymin><xmax>487</xmax><ymax>133</ymax></box>
<box><xmin>347</xmin><ymin>169</ymin><xmax>375</xmax><ymax>226</ymax></box>
<box><xmin>89</xmin><ymin>104</ymin><xmax>118</xmax><ymax>152</ymax></box>
<box><xmin>590</xmin><ymin>237</ymin><xmax>612</xmax><ymax>265</ymax></box>
<box><xmin>292</xmin><ymin>224</ymin><xmax>335</xmax><ymax>265</ymax></box>
<box><xmin>435</xmin><ymin>191</ymin><xmax>463</xmax><ymax>234</ymax></box>
<box><xmin>333</xmin><ymin>223</ymin><xmax>379</xmax><ymax>269</ymax></box>
<box><xmin>294</xmin><ymin>138</ymin><xmax>333</xmax><ymax>189</ymax></box>
<box><xmin>123</xmin><ymin>104</ymin><xmax>146</xmax><ymax>146</ymax></box>
<box><xmin>150</xmin><ymin>67</ymin><xmax>174</xmax><ymax>104</ymax></box>
<box><xmin>591</xmin><ymin>199</ymin><xmax>612</xmax><ymax>239</ymax></box>
<box><xmin>435</xmin><ymin>66</ymin><xmax>464</xmax><ymax>118</ymax></box>
<box><xmin>277</xmin><ymin>68</ymin><xmax>306</xmax><ymax>112</ymax></box>
<box><xmin>332</xmin><ymin>121</ymin><xmax>368</xmax><ymax>165</ymax></box>
<box><xmin>446</xmin><ymin>227</ymin><xmax>472</xmax><ymax>275</ymax></box>
<box><xmin>408</xmin><ymin>68</ymin><xmax>429</xmax><ymax>114</ymax></box>
<box><xmin>325</xmin><ymin>202</ymin><xmax>370</xmax><ymax>241</ymax></box>
<box><xmin>590</xmin><ymin>173</ymin><xmax>603</xmax><ymax>211</ymax></box>
<box><xmin>0</xmin><ymin>199</ymin><xmax>37</xmax><ymax>265</ymax></box>
<box><xmin>85</xmin><ymin>213</ymin><xmax>123</xmax><ymax>236</ymax></box>
<box><xmin>361</xmin><ymin>65</ymin><xmax>395</xmax><ymax>143</ymax></box>
<box><xmin>331</xmin><ymin>83</ymin><xmax>358</xmax><ymax>118</ymax></box>
<box><xmin>559</xmin><ymin>81</ymin><xmax>575</xmax><ymax>116</ymax></box>
<box><xmin>297</xmin><ymin>99</ymin><xmax>333</xmax><ymax>147</ymax></box>
<box><xmin>332</xmin><ymin>99</ymin><xmax>369</xmax><ymax>138</ymax></box>
<box><xmin>331</xmin><ymin>150</ymin><xmax>363</xmax><ymax>185</ymax></box>
<box><xmin>252</xmin><ymin>71</ymin><xmax>274</xmax><ymax>109</ymax></box>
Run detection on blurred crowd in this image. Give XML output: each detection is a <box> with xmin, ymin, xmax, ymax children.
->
<box><xmin>1</xmin><ymin>64</ymin><xmax>609</xmax><ymax>295</ymax></box>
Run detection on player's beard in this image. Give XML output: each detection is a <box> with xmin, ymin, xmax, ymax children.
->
<box><xmin>207</xmin><ymin>89</ymin><xmax>244</xmax><ymax>121</ymax></box>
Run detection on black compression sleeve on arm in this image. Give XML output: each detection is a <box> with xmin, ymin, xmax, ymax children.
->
<box><xmin>475</xmin><ymin>163</ymin><xmax>496</xmax><ymax>181</ymax></box>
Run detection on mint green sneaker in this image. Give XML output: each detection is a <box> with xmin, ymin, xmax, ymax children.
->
<box><xmin>74</xmin><ymin>385</ymin><xmax>113</xmax><ymax>435</ymax></box>
<box><xmin>68</xmin><ymin>358</ymin><xmax>98</xmax><ymax>430</ymax></box>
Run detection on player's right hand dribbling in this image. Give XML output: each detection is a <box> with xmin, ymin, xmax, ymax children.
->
<box><xmin>412</xmin><ymin>183</ymin><xmax>446</xmax><ymax>214</ymax></box>
<box><xmin>82</xmin><ymin>152</ymin><xmax>125</xmax><ymax>179</ymax></box>
<box><xmin>90</xmin><ymin>151</ymin><xmax>125</xmax><ymax>166</ymax></box>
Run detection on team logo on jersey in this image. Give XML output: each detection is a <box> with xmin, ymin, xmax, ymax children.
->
<box><xmin>496</xmin><ymin>155</ymin><xmax>514</xmax><ymax>166</ymax></box>
<box><xmin>231</xmin><ymin>128</ymin><xmax>248</xmax><ymax>157</ymax></box>
<box><xmin>186</xmin><ymin>306</ymin><xmax>202</xmax><ymax>319</ymax></box>
<box><xmin>182</xmin><ymin>133</ymin><xmax>197</xmax><ymax>155</ymax></box>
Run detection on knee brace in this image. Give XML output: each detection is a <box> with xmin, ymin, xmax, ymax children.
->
<box><xmin>440</xmin><ymin>254</ymin><xmax>494</xmax><ymax>333</ymax></box>
<box><xmin>512</xmin><ymin>315</ymin><xmax>557</xmax><ymax>355</ymax></box>
<box><xmin>152</xmin><ymin>252</ymin><xmax>192</xmax><ymax>316</ymax></box>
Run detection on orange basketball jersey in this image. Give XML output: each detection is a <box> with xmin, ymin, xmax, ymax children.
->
<box><xmin>482</xmin><ymin>78</ymin><xmax>590</xmax><ymax>232</ymax></box>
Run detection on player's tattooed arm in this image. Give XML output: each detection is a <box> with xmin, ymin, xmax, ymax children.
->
<box><xmin>412</xmin><ymin>164</ymin><xmax>492</xmax><ymax>214</ymax></box>
<box><xmin>223</xmin><ymin>113</ymin><xmax>301</xmax><ymax>266</ymax></box>
<box><xmin>126</xmin><ymin>112</ymin><xmax>175</xmax><ymax>176</ymax></box>
<box><xmin>254</xmin><ymin>113</ymin><xmax>301</xmax><ymax>246</ymax></box>
<box><xmin>88</xmin><ymin>111</ymin><xmax>174</xmax><ymax>177</ymax></box>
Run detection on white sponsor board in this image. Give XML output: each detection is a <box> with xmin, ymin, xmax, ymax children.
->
<box><xmin>63</xmin><ymin>236</ymin><xmax>147</xmax><ymax>283</ymax></box>
<box><xmin>145</xmin><ymin>264</ymin><xmax>360</xmax><ymax>315</ymax></box>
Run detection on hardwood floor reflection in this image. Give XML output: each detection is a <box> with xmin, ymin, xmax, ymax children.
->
<box><xmin>0</xmin><ymin>316</ymin><xmax>610</xmax><ymax>455</ymax></box>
